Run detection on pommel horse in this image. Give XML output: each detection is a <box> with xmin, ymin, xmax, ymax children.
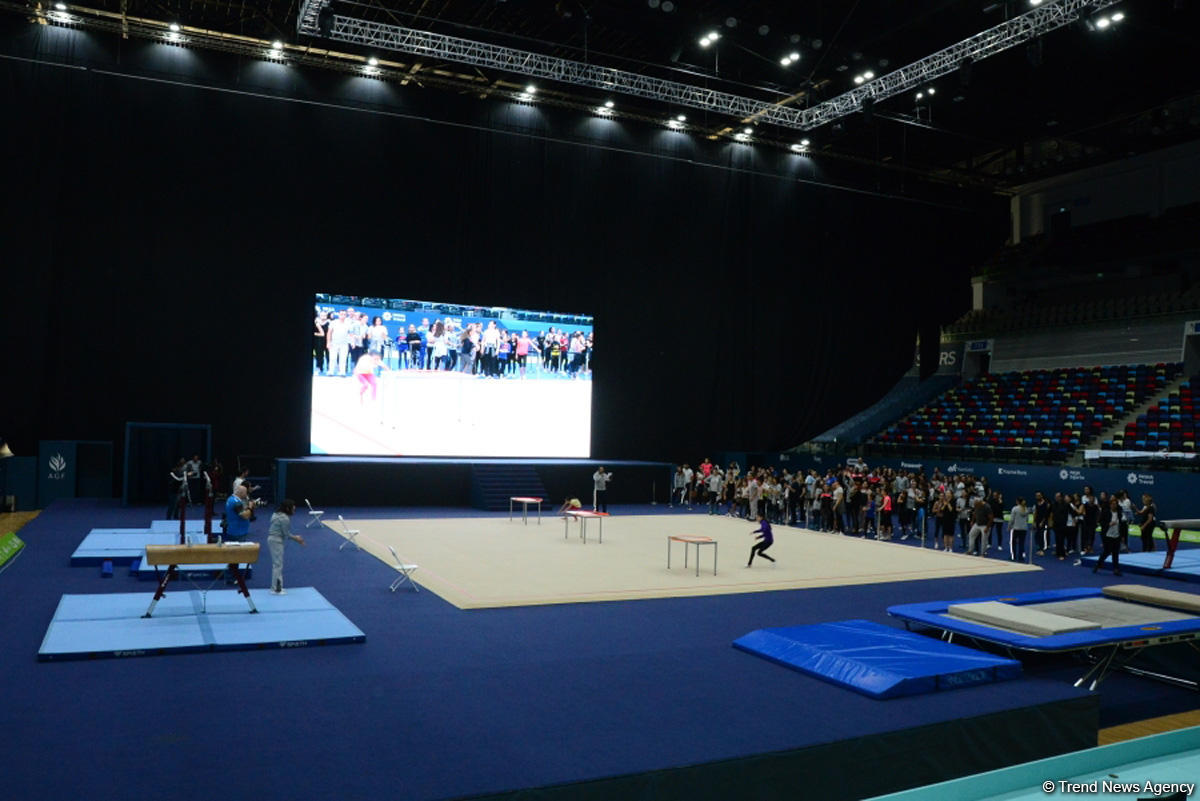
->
<box><xmin>142</xmin><ymin>542</ymin><xmax>261</xmax><ymax>618</ymax></box>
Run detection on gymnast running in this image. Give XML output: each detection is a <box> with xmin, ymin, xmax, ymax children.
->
<box><xmin>747</xmin><ymin>513</ymin><xmax>776</xmax><ymax>567</ymax></box>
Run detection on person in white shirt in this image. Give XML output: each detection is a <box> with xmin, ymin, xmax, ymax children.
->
<box><xmin>327</xmin><ymin>311</ymin><xmax>351</xmax><ymax>376</ymax></box>
<box><xmin>706</xmin><ymin>469</ymin><xmax>724</xmax><ymax>515</ymax></box>
<box><xmin>592</xmin><ymin>467</ymin><xmax>612</xmax><ymax>513</ymax></box>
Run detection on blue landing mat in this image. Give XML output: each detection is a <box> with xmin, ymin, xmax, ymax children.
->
<box><xmin>148</xmin><ymin>519</ymin><xmax>215</xmax><ymax>533</ymax></box>
<box><xmin>733</xmin><ymin>619</ymin><xmax>1022</xmax><ymax>700</ymax></box>
<box><xmin>38</xmin><ymin>587</ymin><xmax>365</xmax><ymax>661</ymax></box>
<box><xmin>70</xmin><ymin>529</ymin><xmax>186</xmax><ymax>566</ymax></box>
<box><xmin>1081</xmin><ymin>550</ymin><xmax>1200</xmax><ymax>583</ymax></box>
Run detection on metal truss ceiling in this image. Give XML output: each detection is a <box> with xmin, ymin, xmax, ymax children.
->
<box><xmin>298</xmin><ymin>0</ymin><xmax>1119</xmax><ymax>131</ymax></box>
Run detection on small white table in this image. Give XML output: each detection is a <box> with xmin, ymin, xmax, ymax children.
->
<box><xmin>667</xmin><ymin>535</ymin><xmax>717</xmax><ymax>576</ymax></box>
<box><xmin>564</xmin><ymin>510</ymin><xmax>605</xmax><ymax>544</ymax></box>
<box><xmin>510</xmin><ymin>496</ymin><xmax>544</xmax><ymax>524</ymax></box>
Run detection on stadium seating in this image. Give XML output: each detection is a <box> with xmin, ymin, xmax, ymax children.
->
<box><xmin>873</xmin><ymin>363</ymin><xmax>1182</xmax><ymax>462</ymax></box>
<box><xmin>1100</xmin><ymin>377</ymin><xmax>1198</xmax><ymax>453</ymax></box>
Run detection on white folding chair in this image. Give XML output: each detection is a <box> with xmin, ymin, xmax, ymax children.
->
<box><xmin>387</xmin><ymin>545</ymin><xmax>419</xmax><ymax>592</ymax></box>
<box><xmin>304</xmin><ymin>498</ymin><xmax>325</xmax><ymax>529</ymax></box>
<box><xmin>336</xmin><ymin>514</ymin><xmax>360</xmax><ymax>551</ymax></box>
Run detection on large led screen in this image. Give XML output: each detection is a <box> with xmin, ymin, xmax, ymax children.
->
<box><xmin>311</xmin><ymin>294</ymin><xmax>593</xmax><ymax>457</ymax></box>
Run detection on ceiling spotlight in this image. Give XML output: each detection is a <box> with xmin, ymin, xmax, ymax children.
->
<box><xmin>863</xmin><ymin>71</ymin><xmax>875</xmax><ymax>80</ymax></box>
<box><xmin>743</xmin><ymin>127</ymin><xmax>753</xmax><ymax>135</ymax></box>
<box><xmin>854</xmin><ymin>75</ymin><xmax>864</xmax><ymax>85</ymax></box>
<box><xmin>800</xmin><ymin>138</ymin><xmax>811</xmax><ymax>146</ymax></box>
<box><xmin>780</xmin><ymin>56</ymin><xmax>790</xmax><ymax>66</ymax></box>
<box><xmin>1095</xmin><ymin>16</ymin><xmax>1111</xmax><ymax>28</ymax></box>
<box><xmin>1111</xmin><ymin>11</ymin><xmax>1125</xmax><ymax>21</ymax></box>
<box><xmin>367</xmin><ymin>56</ymin><xmax>379</xmax><ymax>66</ymax></box>
<box><xmin>789</xmin><ymin>52</ymin><xmax>800</xmax><ymax>61</ymax></box>
<box><xmin>54</xmin><ymin>1</ymin><xmax>66</xmax><ymax>8</ymax></box>
<box><xmin>525</xmin><ymin>84</ymin><xmax>537</xmax><ymax>93</ymax></box>
<box><xmin>927</xmin><ymin>87</ymin><xmax>936</xmax><ymax>95</ymax></box>
<box><xmin>271</xmin><ymin>40</ymin><xmax>283</xmax><ymax>51</ymax></box>
<box><xmin>604</xmin><ymin>100</ymin><xmax>614</xmax><ymax>108</ymax></box>
<box><xmin>676</xmin><ymin>114</ymin><xmax>686</xmax><ymax>122</ymax></box>
<box><xmin>168</xmin><ymin>22</ymin><xmax>181</xmax><ymax>32</ymax></box>
<box><xmin>1030</xmin><ymin>0</ymin><xmax>1043</xmax><ymax>5</ymax></box>
<box><xmin>916</xmin><ymin>91</ymin><xmax>924</xmax><ymax>100</ymax></box>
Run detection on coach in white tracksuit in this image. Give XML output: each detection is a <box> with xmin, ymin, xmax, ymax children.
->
<box><xmin>267</xmin><ymin>500</ymin><xmax>306</xmax><ymax>595</ymax></box>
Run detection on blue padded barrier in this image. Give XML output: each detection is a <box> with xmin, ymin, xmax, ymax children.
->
<box><xmin>732</xmin><ymin>619</ymin><xmax>1021</xmax><ymax>700</ymax></box>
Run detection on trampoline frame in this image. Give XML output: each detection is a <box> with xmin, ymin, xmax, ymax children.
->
<box><xmin>889</xmin><ymin>587</ymin><xmax>1200</xmax><ymax>691</ymax></box>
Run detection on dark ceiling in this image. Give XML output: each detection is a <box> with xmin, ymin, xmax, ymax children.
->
<box><xmin>28</xmin><ymin>0</ymin><xmax>1200</xmax><ymax>191</ymax></box>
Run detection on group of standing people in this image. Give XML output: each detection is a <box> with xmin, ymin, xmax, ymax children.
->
<box><xmin>315</xmin><ymin>309</ymin><xmax>593</xmax><ymax>381</ymax></box>
<box><xmin>667</xmin><ymin>460</ymin><xmax>1172</xmax><ymax>572</ymax></box>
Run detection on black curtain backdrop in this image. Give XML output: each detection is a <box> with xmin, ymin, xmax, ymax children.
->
<box><xmin>1</xmin><ymin>21</ymin><xmax>1002</xmax><ymax>473</ymax></box>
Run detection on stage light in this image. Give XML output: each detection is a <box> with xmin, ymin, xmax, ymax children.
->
<box><xmin>863</xmin><ymin>70</ymin><xmax>875</xmax><ymax>80</ymax></box>
<box><xmin>271</xmin><ymin>40</ymin><xmax>284</xmax><ymax>51</ymax></box>
<box><xmin>916</xmin><ymin>91</ymin><xmax>924</xmax><ymax>100</ymax></box>
<box><xmin>1030</xmin><ymin>0</ymin><xmax>1043</xmax><ymax>5</ymax></box>
<box><xmin>854</xmin><ymin>75</ymin><xmax>864</xmax><ymax>84</ymax></box>
<box><xmin>790</xmin><ymin>143</ymin><xmax>803</xmax><ymax>152</ymax></box>
<box><xmin>743</xmin><ymin>127</ymin><xmax>753</xmax><ymax>135</ymax></box>
<box><xmin>676</xmin><ymin>114</ymin><xmax>686</xmax><ymax>121</ymax></box>
<box><xmin>169</xmin><ymin>22</ymin><xmax>180</xmax><ymax>32</ymax></box>
<box><xmin>1111</xmin><ymin>11</ymin><xmax>1125</xmax><ymax>21</ymax></box>
<box><xmin>604</xmin><ymin>100</ymin><xmax>614</xmax><ymax>108</ymax></box>
<box><xmin>54</xmin><ymin>2</ymin><xmax>66</xmax><ymax>9</ymax></box>
<box><xmin>1095</xmin><ymin>16</ymin><xmax>1111</xmax><ymax>28</ymax></box>
<box><xmin>927</xmin><ymin>87</ymin><xmax>936</xmax><ymax>95</ymax></box>
<box><xmin>367</xmin><ymin>56</ymin><xmax>379</xmax><ymax>66</ymax></box>
<box><xmin>789</xmin><ymin>52</ymin><xmax>800</xmax><ymax>61</ymax></box>
<box><xmin>525</xmin><ymin>83</ymin><xmax>537</xmax><ymax>94</ymax></box>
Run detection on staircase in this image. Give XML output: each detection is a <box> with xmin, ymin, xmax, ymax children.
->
<box><xmin>470</xmin><ymin>464</ymin><xmax>549</xmax><ymax>511</ymax></box>
<box><xmin>1066</xmin><ymin>374</ymin><xmax>1188</xmax><ymax>466</ymax></box>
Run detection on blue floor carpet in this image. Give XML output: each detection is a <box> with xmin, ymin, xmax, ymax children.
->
<box><xmin>2</xmin><ymin>499</ymin><xmax>1197</xmax><ymax>801</ymax></box>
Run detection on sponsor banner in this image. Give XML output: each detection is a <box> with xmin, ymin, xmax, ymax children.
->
<box><xmin>870</xmin><ymin>456</ymin><xmax>1194</xmax><ymax>514</ymax></box>
<box><xmin>0</xmin><ymin>532</ymin><xmax>24</xmax><ymax>567</ymax></box>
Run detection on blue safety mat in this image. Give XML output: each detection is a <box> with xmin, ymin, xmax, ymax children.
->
<box><xmin>148</xmin><ymin>519</ymin><xmax>215</xmax><ymax>533</ymax></box>
<box><xmin>1081</xmin><ymin>549</ymin><xmax>1200</xmax><ymax>584</ymax></box>
<box><xmin>70</xmin><ymin>529</ymin><xmax>197</xmax><ymax>566</ymax></box>
<box><xmin>38</xmin><ymin>587</ymin><xmax>365</xmax><ymax>661</ymax></box>
<box><xmin>732</xmin><ymin>619</ymin><xmax>1021</xmax><ymax>700</ymax></box>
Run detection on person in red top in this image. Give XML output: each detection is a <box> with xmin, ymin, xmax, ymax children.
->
<box><xmin>879</xmin><ymin>491</ymin><xmax>893</xmax><ymax>540</ymax></box>
<box><xmin>700</xmin><ymin>458</ymin><xmax>712</xmax><ymax>477</ymax></box>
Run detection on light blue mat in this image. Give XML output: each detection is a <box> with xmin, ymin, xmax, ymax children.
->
<box><xmin>38</xmin><ymin>587</ymin><xmax>365</xmax><ymax>660</ymax></box>
<box><xmin>70</xmin><ymin>529</ymin><xmax>190</xmax><ymax>566</ymax></box>
<box><xmin>867</xmin><ymin>724</ymin><xmax>1200</xmax><ymax>800</ymax></box>
<box><xmin>148</xmin><ymin>519</ymin><xmax>214</xmax><ymax>533</ymax></box>
<box><xmin>1082</xmin><ymin>548</ymin><xmax>1200</xmax><ymax>583</ymax></box>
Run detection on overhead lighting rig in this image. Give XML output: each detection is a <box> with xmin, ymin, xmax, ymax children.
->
<box><xmin>297</xmin><ymin>0</ymin><xmax>1121</xmax><ymax>132</ymax></box>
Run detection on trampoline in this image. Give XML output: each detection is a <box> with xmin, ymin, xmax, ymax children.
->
<box><xmin>888</xmin><ymin>584</ymin><xmax>1200</xmax><ymax>690</ymax></box>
